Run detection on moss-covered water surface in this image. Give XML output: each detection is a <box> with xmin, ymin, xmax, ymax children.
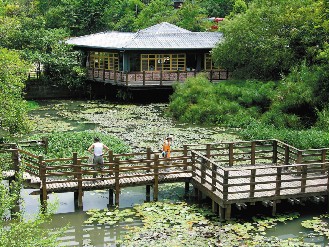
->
<box><xmin>23</xmin><ymin>100</ymin><xmax>329</xmax><ymax>246</ymax></box>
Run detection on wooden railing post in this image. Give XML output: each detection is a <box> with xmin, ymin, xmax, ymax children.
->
<box><xmin>39</xmin><ymin>156</ymin><xmax>47</xmax><ymax>210</ymax></box>
<box><xmin>191</xmin><ymin>152</ymin><xmax>196</xmax><ymax>178</ymax></box>
<box><xmin>146</xmin><ymin>147</ymin><xmax>151</xmax><ymax>173</ymax></box>
<box><xmin>103</xmin><ymin>68</ymin><xmax>106</xmax><ymax>81</ymax></box>
<box><xmin>160</xmin><ymin>70</ymin><xmax>163</xmax><ymax>86</ymax></box>
<box><xmin>73</xmin><ymin>152</ymin><xmax>78</xmax><ymax>179</ymax></box>
<box><xmin>223</xmin><ymin>170</ymin><xmax>229</xmax><ymax>201</ymax></box>
<box><xmin>11</xmin><ymin>144</ymin><xmax>19</xmax><ymax>175</ymax></box>
<box><xmin>301</xmin><ymin>165</ymin><xmax>307</xmax><ymax>193</ymax></box>
<box><xmin>249</xmin><ymin>169</ymin><xmax>256</xmax><ymax>198</ymax></box>
<box><xmin>275</xmin><ymin>167</ymin><xmax>282</xmax><ymax>196</ymax></box>
<box><xmin>321</xmin><ymin>149</ymin><xmax>326</xmax><ymax>174</ymax></box>
<box><xmin>272</xmin><ymin>140</ymin><xmax>278</xmax><ymax>164</ymax></box>
<box><xmin>114</xmin><ymin>68</ymin><xmax>117</xmax><ymax>83</ymax></box>
<box><xmin>210</xmin><ymin>70</ymin><xmax>213</xmax><ymax>82</ymax></box>
<box><xmin>183</xmin><ymin>145</ymin><xmax>188</xmax><ymax>171</ymax></box>
<box><xmin>251</xmin><ymin>141</ymin><xmax>256</xmax><ymax>165</ymax></box>
<box><xmin>284</xmin><ymin>146</ymin><xmax>290</xmax><ymax>165</ymax></box>
<box><xmin>154</xmin><ymin>155</ymin><xmax>159</xmax><ymax>201</ymax></box>
<box><xmin>177</xmin><ymin>70</ymin><xmax>180</xmax><ymax>82</ymax></box>
<box><xmin>296</xmin><ymin>150</ymin><xmax>303</xmax><ymax>175</ymax></box>
<box><xmin>229</xmin><ymin>143</ymin><xmax>234</xmax><ymax>166</ymax></box>
<box><xmin>143</xmin><ymin>71</ymin><xmax>146</xmax><ymax>85</ymax></box>
<box><xmin>114</xmin><ymin>158</ymin><xmax>120</xmax><ymax>206</ymax></box>
<box><xmin>108</xmin><ymin>150</ymin><xmax>114</xmax><ymax>176</ymax></box>
<box><xmin>201</xmin><ymin>158</ymin><xmax>206</xmax><ymax>184</ymax></box>
<box><xmin>211</xmin><ymin>162</ymin><xmax>217</xmax><ymax>191</ymax></box>
<box><xmin>77</xmin><ymin>159</ymin><xmax>83</xmax><ymax>208</ymax></box>
<box><xmin>125</xmin><ymin>72</ymin><xmax>129</xmax><ymax>86</ymax></box>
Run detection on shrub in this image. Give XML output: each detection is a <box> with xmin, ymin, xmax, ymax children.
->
<box><xmin>23</xmin><ymin>131</ymin><xmax>130</xmax><ymax>158</ymax></box>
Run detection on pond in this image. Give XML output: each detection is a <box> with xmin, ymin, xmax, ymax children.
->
<box><xmin>17</xmin><ymin>100</ymin><xmax>329</xmax><ymax>246</ymax></box>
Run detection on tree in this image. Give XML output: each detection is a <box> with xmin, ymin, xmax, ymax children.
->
<box><xmin>199</xmin><ymin>0</ymin><xmax>234</xmax><ymax>18</ymax></box>
<box><xmin>212</xmin><ymin>0</ymin><xmax>326</xmax><ymax>80</ymax></box>
<box><xmin>0</xmin><ymin>48</ymin><xmax>31</xmax><ymax>135</ymax></box>
<box><xmin>133</xmin><ymin>0</ymin><xmax>175</xmax><ymax>29</ymax></box>
<box><xmin>175</xmin><ymin>0</ymin><xmax>208</xmax><ymax>31</ymax></box>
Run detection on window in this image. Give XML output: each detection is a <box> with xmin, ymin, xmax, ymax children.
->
<box><xmin>204</xmin><ymin>53</ymin><xmax>219</xmax><ymax>71</ymax></box>
<box><xmin>141</xmin><ymin>54</ymin><xmax>186</xmax><ymax>71</ymax></box>
<box><xmin>89</xmin><ymin>52</ymin><xmax>119</xmax><ymax>70</ymax></box>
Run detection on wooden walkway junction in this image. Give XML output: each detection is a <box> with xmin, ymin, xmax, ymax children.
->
<box><xmin>1</xmin><ymin>139</ymin><xmax>329</xmax><ymax>220</ymax></box>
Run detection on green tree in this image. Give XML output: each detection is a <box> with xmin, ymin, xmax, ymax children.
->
<box><xmin>175</xmin><ymin>0</ymin><xmax>207</xmax><ymax>31</ymax></box>
<box><xmin>212</xmin><ymin>0</ymin><xmax>326</xmax><ymax>80</ymax></box>
<box><xmin>200</xmin><ymin>0</ymin><xmax>234</xmax><ymax>18</ymax></box>
<box><xmin>0</xmin><ymin>48</ymin><xmax>31</xmax><ymax>135</ymax></box>
<box><xmin>134</xmin><ymin>0</ymin><xmax>174</xmax><ymax>29</ymax></box>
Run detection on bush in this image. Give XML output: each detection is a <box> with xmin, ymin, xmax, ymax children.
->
<box><xmin>23</xmin><ymin>131</ymin><xmax>130</xmax><ymax>158</ymax></box>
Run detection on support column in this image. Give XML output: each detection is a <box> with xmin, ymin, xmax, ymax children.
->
<box><xmin>184</xmin><ymin>182</ymin><xmax>189</xmax><ymax>197</ymax></box>
<box><xmin>225</xmin><ymin>204</ymin><xmax>232</xmax><ymax>220</ymax></box>
<box><xmin>212</xmin><ymin>200</ymin><xmax>219</xmax><ymax>214</ymax></box>
<box><xmin>108</xmin><ymin>188</ymin><xmax>114</xmax><ymax>207</ymax></box>
<box><xmin>272</xmin><ymin>201</ymin><xmax>277</xmax><ymax>216</ymax></box>
<box><xmin>219</xmin><ymin>206</ymin><xmax>225</xmax><ymax>220</ymax></box>
<box><xmin>146</xmin><ymin>185</ymin><xmax>151</xmax><ymax>202</ymax></box>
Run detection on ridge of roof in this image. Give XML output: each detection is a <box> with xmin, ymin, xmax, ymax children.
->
<box><xmin>139</xmin><ymin>22</ymin><xmax>191</xmax><ymax>34</ymax></box>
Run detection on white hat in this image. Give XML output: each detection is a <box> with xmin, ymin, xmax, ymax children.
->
<box><xmin>166</xmin><ymin>135</ymin><xmax>173</xmax><ymax>139</ymax></box>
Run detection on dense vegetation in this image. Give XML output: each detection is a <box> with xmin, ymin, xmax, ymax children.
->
<box><xmin>169</xmin><ymin>0</ymin><xmax>329</xmax><ymax>149</ymax></box>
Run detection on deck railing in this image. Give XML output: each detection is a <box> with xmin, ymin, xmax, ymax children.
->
<box><xmin>87</xmin><ymin>68</ymin><xmax>230</xmax><ymax>85</ymax></box>
<box><xmin>2</xmin><ymin>139</ymin><xmax>329</xmax><ymax>215</ymax></box>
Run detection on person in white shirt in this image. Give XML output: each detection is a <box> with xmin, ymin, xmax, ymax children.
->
<box><xmin>88</xmin><ymin>137</ymin><xmax>109</xmax><ymax>177</ymax></box>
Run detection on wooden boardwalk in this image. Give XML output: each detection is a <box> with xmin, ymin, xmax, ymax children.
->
<box><xmin>2</xmin><ymin>139</ymin><xmax>329</xmax><ymax>219</ymax></box>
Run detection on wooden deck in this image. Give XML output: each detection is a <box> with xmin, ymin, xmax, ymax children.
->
<box><xmin>2</xmin><ymin>139</ymin><xmax>329</xmax><ymax>220</ymax></box>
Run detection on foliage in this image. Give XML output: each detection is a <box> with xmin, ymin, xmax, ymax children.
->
<box><xmin>212</xmin><ymin>0</ymin><xmax>327</xmax><ymax>80</ymax></box>
<box><xmin>24</xmin><ymin>130</ymin><xmax>131</xmax><ymax>158</ymax></box>
<box><xmin>117</xmin><ymin>201</ymin><xmax>308</xmax><ymax>247</ymax></box>
<box><xmin>239</xmin><ymin>121</ymin><xmax>329</xmax><ymax>149</ymax></box>
<box><xmin>301</xmin><ymin>214</ymin><xmax>329</xmax><ymax>239</ymax></box>
<box><xmin>0</xmin><ymin>170</ymin><xmax>65</xmax><ymax>247</ymax></box>
<box><xmin>84</xmin><ymin>208</ymin><xmax>136</xmax><ymax>225</ymax></box>
<box><xmin>199</xmin><ymin>0</ymin><xmax>235</xmax><ymax>18</ymax></box>
<box><xmin>0</xmin><ymin>48</ymin><xmax>31</xmax><ymax>135</ymax></box>
<box><xmin>169</xmin><ymin>74</ymin><xmax>274</xmax><ymax>126</ymax></box>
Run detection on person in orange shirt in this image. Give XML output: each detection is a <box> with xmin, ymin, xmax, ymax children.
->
<box><xmin>162</xmin><ymin>135</ymin><xmax>172</xmax><ymax>158</ymax></box>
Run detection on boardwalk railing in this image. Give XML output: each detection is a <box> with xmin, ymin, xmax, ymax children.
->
<box><xmin>88</xmin><ymin>68</ymin><xmax>230</xmax><ymax>86</ymax></box>
<box><xmin>2</xmin><ymin>139</ymin><xmax>329</xmax><ymax>219</ymax></box>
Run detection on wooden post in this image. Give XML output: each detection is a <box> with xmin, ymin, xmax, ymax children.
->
<box><xmin>249</xmin><ymin>169</ymin><xmax>256</xmax><ymax>198</ymax></box>
<box><xmin>272</xmin><ymin>140</ymin><xmax>278</xmax><ymax>164</ymax></box>
<box><xmin>77</xmin><ymin>159</ymin><xmax>83</xmax><ymax>208</ymax></box>
<box><xmin>143</xmin><ymin>71</ymin><xmax>146</xmax><ymax>85</ymax></box>
<box><xmin>92</xmin><ymin>68</ymin><xmax>95</xmax><ymax>80</ymax></box>
<box><xmin>210</xmin><ymin>70</ymin><xmax>213</xmax><ymax>82</ymax></box>
<box><xmin>177</xmin><ymin>70</ymin><xmax>180</xmax><ymax>82</ymax></box>
<box><xmin>114</xmin><ymin>68</ymin><xmax>117</xmax><ymax>83</ymax></box>
<box><xmin>272</xmin><ymin>201</ymin><xmax>277</xmax><ymax>216</ymax></box>
<box><xmin>284</xmin><ymin>146</ymin><xmax>290</xmax><ymax>165</ymax></box>
<box><xmin>191</xmin><ymin>152</ymin><xmax>196</xmax><ymax>178</ymax></box>
<box><xmin>201</xmin><ymin>158</ymin><xmax>205</xmax><ymax>184</ymax></box>
<box><xmin>275</xmin><ymin>167</ymin><xmax>282</xmax><ymax>196</ymax></box>
<box><xmin>301</xmin><ymin>165</ymin><xmax>307</xmax><ymax>193</ymax></box>
<box><xmin>183</xmin><ymin>145</ymin><xmax>188</xmax><ymax>171</ymax></box>
<box><xmin>153</xmin><ymin>155</ymin><xmax>159</xmax><ymax>201</ymax></box>
<box><xmin>114</xmin><ymin>158</ymin><xmax>120</xmax><ymax>206</ymax></box>
<box><xmin>73</xmin><ymin>152</ymin><xmax>78</xmax><ymax>179</ymax></box>
<box><xmin>146</xmin><ymin>147</ymin><xmax>151</xmax><ymax>173</ymax></box>
<box><xmin>212</xmin><ymin>162</ymin><xmax>217</xmax><ymax>192</ymax></box>
<box><xmin>219</xmin><ymin>206</ymin><xmax>225</xmax><ymax>220</ymax></box>
<box><xmin>212</xmin><ymin>200</ymin><xmax>219</xmax><ymax>214</ymax></box>
<box><xmin>297</xmin><ymin>151</ymin><xmax>303</xmax><ymax>175</ymax></box>
<box><xmin>103</xmin><ymin>68</ymin><xmax>105</xmax><ymax>81</ymax></box>
<box><xmin>184</xmin><ymin>182</ymin><xmax>189</xmax><ymax>197</ymax></box>
<box><xmin>125</xmin><ymin>72</ymin><xmax>128</xmax><ymax>86</ymax></box>
<box><xmin>146</xmin><ymin>185</ymin><xmax>151</xmax><ymax>202</ymax></box>
<box><xmin>11</xmin><ymin>144</ymin><xmax>19</xmax><ymax>176</ymax></box>
<box><xmin>160</xmin><ymin>70</ymin><xmax>163</xmax><ymax>86</ymax></box>
<box><xmin>225</xmin><ymin>204</ymin><xmax>231</xmax><ymax>220</ymax></box>
<box><xmin>251</xmin><ymin>142</ymin><xmax>256</xmax><ymax>165</ymax></box>
<box><xmin>39</xmin><ymin>156</ymin><xmax>47</xmax><ymax>210</ymax></box>
<box><xmin>223</xmin><ymin>170</ymin><xmax>229</xmax><ymax>201</ymax></box>
<box><xmin>229</xmin><ymin>143</ymin><xmax>234</xmax><ymax>166</ymax></box>
<box><xmin>321</xmin><ymin>149</ymin><xmax>326</xmax><ymax>174</ymax></box>
<box><xmin>108</xmin><ymin>150</ymin><xmax>114</xmax><ymax>176</ymax></box>
<box><xmin>108</xmin><ymin>189</ymin><xmax>114</xmax><ymax>206</ymax></box>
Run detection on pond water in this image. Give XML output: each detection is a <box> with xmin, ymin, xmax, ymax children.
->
<box><xmin>16</xmin><ymin>100</ymin><xmax>329</xmax><ymax>246</ymax></box>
